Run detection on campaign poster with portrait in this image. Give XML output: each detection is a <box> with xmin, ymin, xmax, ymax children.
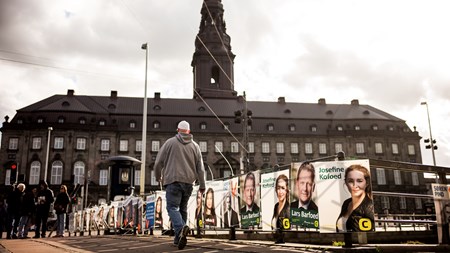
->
<box><xmin>116</xmin><ymin>202</ymin><xmax>123</xmax><ymax>228</ymax></box>
<box><xmin>239</xmin><ymin>171</ymin><xmax>261</xmax><ymax>229</ymax></box>
<box><xmin>222</xmin><ymin>177</ymin><xmax>240</xmax><ymax>228</ymax></box>
<box><xmin>187</xmin><ymin>185</ymin><xmax>202</xmax><ymax>229</ymax></box>
<box><xmin>95</xmin><ymin>205</ymin><xmax>107</xmax><ymax>229</ymax></box>
<box><xmin>315</xmin><ymin>159</ymin><xmax>375</xmax><ymax>233</ymax></box>
<box><xmin>107</xmin><ymin>201</ymin><xmax>119</xmax><ymax>229</ymax></box>
<box><xmin>134</xmin><ymin>197</ymin><xmax>144</xmax><ymax>232</ymax></box>
<box><xmin>123</xmin><ymin>196</ymin><xmax>133</xmax><ymax>227</ymax></box>
<box><xmin>290</xmin><ymin>162</ymin><xmax>319</xmax><ymax>230</ymax></box>
<box><xmin>261</xmin><ymin>169</ymin><xmax>290</xmax><ymax>230</ymax></box>
<box><xmin>145</xmin><ymin>194</ymin><xmax>156</xmax><ymax>229</ymax></box>
<box><xmin>203</xmin><ymin>180</ymin><xmax>224</xmax><ymax>228</ymax></box>
<box><xmin>154</xmin><ymin>191</ymin><xmax>169</xmax><ymax>229</ymax></box>
<box><xmin>431</xmin><ymin>183</ymin><xmax>450</xmax><ymax>244</ymax></box>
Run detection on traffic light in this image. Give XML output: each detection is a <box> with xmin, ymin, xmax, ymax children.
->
<box><xmin>71</xmin><ymin>196</ymin><xmax>78</xmax><ymax>204</ymax></box>
<box><xmin>247</xmin><ymin>110</ymin><xmax>252</xmax><ymax>126</ymax></box>
<box><xmin>9</xmin><ymin>162</ymin><xmax>18</xmax><ymax>183</ymax></box>
<box><xmin>234</xmin><ymin>110</ymin><xmax>242</xmax><ymax>123</ymax></box>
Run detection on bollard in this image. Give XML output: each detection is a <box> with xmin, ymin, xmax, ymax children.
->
<box><xmin>196</xmin><ymin>225</ymin><xmax>202</xmax><ymax>238</ymax></box>
<box><xmin>343</xmin><ymin>233</ymin><xmax>353</xmax><ymax>248</ymax></box>
<box><xmin>229</xmin><ymin>226</ymin><xmax>236</xmax><ymax>240</ymax></box>
<box><xmin>275</xmin><ymin>218</ymin><xmax>285</xmax><ymax>244</ymax></box>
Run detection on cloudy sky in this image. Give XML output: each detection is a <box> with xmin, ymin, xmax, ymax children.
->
<box><xmin>1</xmin><ymin>0</ymin><xmax>449</xmax><ymax>167</ymax></box>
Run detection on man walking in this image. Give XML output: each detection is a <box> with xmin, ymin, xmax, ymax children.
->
<box><xmin>154</xmin><ymin>120</ymin><xmax>206</xmax><ymax>250</ymax></box>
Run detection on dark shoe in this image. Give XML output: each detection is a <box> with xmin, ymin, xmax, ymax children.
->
<box><xmin>11</xmin><ymin>234</ymin><xmax>18</xmax><ymax>239</ymax></box>
<box><xmin>33</xmin><ymin>235</ymin><xmax>40</xmax><ymax>239</ymax></box>
<box><xmin>20</xmin><ymin>236</ymin><xmax>31</xmax><ymax>239</ymax></box>
<box><xmin>41</xmin><ymin>234</ymin><xmax>46</xmax><ymax>238</ymax></box>
<box><xmin>178</xmin><ymin>225</ymin><xmax>190</xmax><ymax>250</ymax></box>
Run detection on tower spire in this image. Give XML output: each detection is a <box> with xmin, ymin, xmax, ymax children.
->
<box><xmin>192</xmin><ymin>0</ymin><xmax>237</xmax><ymax>99</ymax></box>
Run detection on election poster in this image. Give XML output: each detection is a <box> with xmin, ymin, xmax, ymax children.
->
<box><xmin>260</xmin><ymin>169</ymin><xmax>290</xmax><ymax>231</ymax></box>
<box><xmin>315</xmin><ymin>159</ymin><xmax>375</xmax><ymax>233</ymax></box>
<box><xmin>203</xmin><ymin>180</ymin><xmax>224</xmax><ymax>228</ymax></box>
<box><xmin>154</xmin><ymin>191</ymin><xmax>169</xmax><ymax>230</ymax></box>
<box><xmin>187</xmin><ymin>185</ymin><xmax>202</xmax><ymax>229</ymax></box>
<box><xmin>239</xmin><ymin>171</ymin><xmax>261</xmax><ymax>229</ymax></box>
<box><xmin>431</xmin><ymin>183</ymin><xmax>450</xmax><ymax>244</ymax></box>
<box><xmin>290</xmin><ymin>162</ymin><xmax>319</xmax><ymax>230</ymax></box>
<box><xmin>145</xmin><ymin>194</ymin><xmax>156</xmax><ymax>229</ymax></box>
<box><xmin>222</xmin><ymin>177</ymin><xmax>240</xmax><ymax>228</ymax></box>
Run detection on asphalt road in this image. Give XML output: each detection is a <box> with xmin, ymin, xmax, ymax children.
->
<box><xmin>1</xmin><ymin>235</ymin><xmax>328</xmax><ymax>253</ymax></box>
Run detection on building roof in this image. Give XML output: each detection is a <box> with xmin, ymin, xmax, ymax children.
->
<box><xmin>16</xmin><ymin>90</ymin><xmax>403</xmax><ymax>122</ymax></box>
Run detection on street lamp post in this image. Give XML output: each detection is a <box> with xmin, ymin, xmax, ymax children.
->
<box><xmin>44</xmin><ymin>126</ymin><xmax>53</xmax><ymax>182</ymax></box>
<box><xmin>235</xmin><ymin>92</ymin><xmax>251</xmax><ymax>175</ymax></box>
<box><xmin>421</xmin><ymin>102</ymin><xmax>448</xmax><ymax>244</ymax></box>
<box><xmin>140</xmin><ymin>43</ymin><xmax>149</xmax><ymax>196</ymax></box>
<box><xmin>421</xmin><ymin>101</ymin><xmax>437</xmax><ymax>166</ymax></box>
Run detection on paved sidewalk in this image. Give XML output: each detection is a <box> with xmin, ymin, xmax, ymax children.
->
<box><xmin>0</xmin><ymin>238</ymin><xmax>89</xmax><ymax>253</ymax></box>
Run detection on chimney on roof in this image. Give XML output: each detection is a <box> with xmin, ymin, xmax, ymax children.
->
<box><xmin>318</xmin><ymin>98</ymin><xmax>326</xmax><ymax>105</ymax></box>
<box><xmin>278</xmin><ymin>97</ymin><xmax>286</xmax><ymax>104</ymax></box>
<box><xmin>111</xmin><ymin>90</ymin><xmax>118</xmax><ymax>98</ymax></box>
<box><xmin>351</xmin><ymin>99</ymin><xmax>359</xmax><ymax>105</ymax></box>
<box><xmin>67</xmin><ymin>89</ymin><xmax>75</xmax><ymax>97</ymax></box>
<box><xmin>154</xmin><ymin>92</ymin><xmax>161</xmax><ymax>100</ymax></box>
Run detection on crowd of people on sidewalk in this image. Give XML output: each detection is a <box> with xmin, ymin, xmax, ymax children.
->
<box><xmin>0</xmin><ymin>180</ymin><xmax>70</xmax><ymax>240</ymax></box>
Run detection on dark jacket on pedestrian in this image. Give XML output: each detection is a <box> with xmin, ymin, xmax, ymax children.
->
<box><xmin>6</xmin><ymin>187</ymin><xmax>23</xmax><ymax>215</ymax></box>
<box><xmin>54</xmin><ymin>191</ymin><xmax>70</xmax><ymax>215</ymax></box>
<box><xmin>36</xmin><ymin>181</ymin><xmax>54</xmax><ymax>214</ymax></box>
<box><xmin>20</xmin><ymin>190</ymin><xmax>36</xmax><ymax>217</ymax></box>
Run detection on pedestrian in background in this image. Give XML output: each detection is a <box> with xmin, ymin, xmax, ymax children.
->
<box><xmin>17</xmin><ymin>184</ymin><xmax>36</xmax><ymax>239</ymax></box>
<box><xmin>53</xmin><ymin>185</ymin><xmax>70</xmax><ymax>237</ymax></box>
<box><xmin>0</xmin><ymin>200</ymin><xmax>7</xmax><ymax>239</ymax></box>
<box><xmin>34</xmin><ymin>180</ymin><xmax>54</xmax><ymax>238</ymax></box>
<box><xmin>154</xmin><ymin>120</ymin><xmax>206</xmax><ymax>250</ymax></box>
<box><xmin>6</xmin><ymin>183</ymin><xmax>25</xmax><ymax>239</ymax></box>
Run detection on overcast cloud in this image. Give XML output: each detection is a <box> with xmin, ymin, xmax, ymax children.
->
<box><xmin>1</xmin><ymin>0</ymin><xmax>449</xmax><ymax>167</ymax></box>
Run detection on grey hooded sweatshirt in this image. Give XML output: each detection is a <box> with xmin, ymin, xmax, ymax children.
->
<box><xmin>154</xmin><ymin>133</ymin><xmax>206</xmax><ymax>189</ymax></box>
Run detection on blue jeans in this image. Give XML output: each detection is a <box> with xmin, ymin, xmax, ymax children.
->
<box><xmin>57</xmin><ymin>213</ymin><xmax>65</xmax><ymax>235</ymax></box>
<box><xmin>165</xmin><ymin>182</ymin><xmax>193</xmax><ymax>243</ymax></box>
<box><xmin>18</xmin><ymin>215</ymin><xmax>30</xmax><ymax>238</ymax></box>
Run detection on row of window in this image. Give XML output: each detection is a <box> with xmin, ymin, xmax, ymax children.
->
<box><xmin>4</xmin><ymin>160</ymin><xmax>159</xmax><ymax>187</ymax></box>
<box><xmin>375</xmin><ymin>168</ymin><xmax>420</xmax><ymax>186</ymax></box>
<box><xmin>379</xmin><ymin>196</ymin><xmax>423</xmax><ymax>210</ymax></box>
<box><xmin>8</xmin><ymin>136</ymin><xmax>416</xmax><ymax>156</ymax></box>
<box><xmin>17</xmin><ymin>116</ymin><xmax>407</xmax><ymax>133</ymax></box>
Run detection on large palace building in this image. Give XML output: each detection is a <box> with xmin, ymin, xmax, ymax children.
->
<box><xmin>1</xmin><ymin>0</ymin><xmax>427</xmax><ymax>214</ymax></box>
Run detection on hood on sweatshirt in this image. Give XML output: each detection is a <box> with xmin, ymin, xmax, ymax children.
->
<box><xmin>176</xmin><ymin>133</ymin><xmax>193</xmax><ymax>144</ymax></box>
